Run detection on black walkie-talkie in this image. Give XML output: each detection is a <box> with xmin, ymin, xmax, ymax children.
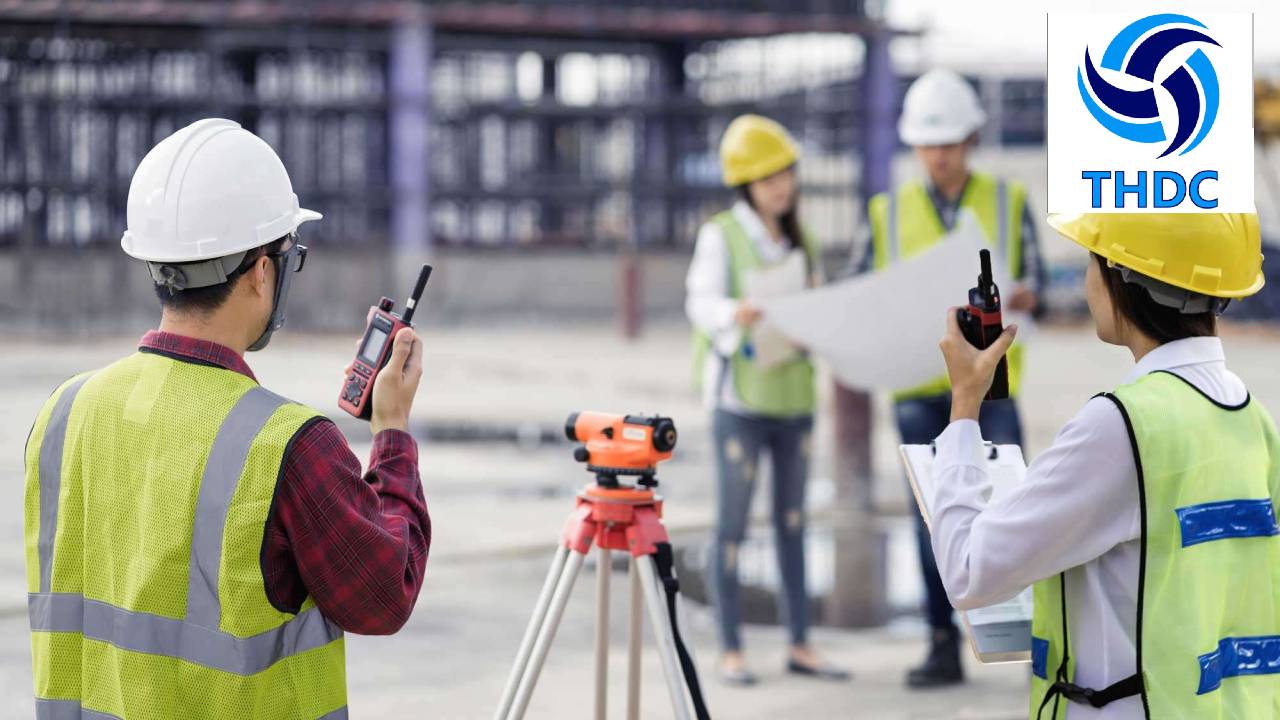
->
<box><xmin>956</xmin><ymin>249</ymin><xmax>1009</xmax><ymax>401</ymax></box>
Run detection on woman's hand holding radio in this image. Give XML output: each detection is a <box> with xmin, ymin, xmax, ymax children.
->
<box><xmin>734</xmin><ymin>301</ymin><xmax>763</xmax><ymax>327</ymax></box>
<box><xmin>370</xmin><ymin>328</ymin><xmax>424</xmax><ymax>436</ymax></box>
<box><xmin>939</xmin><ymin>307</ymin><xmax>1017</xmax><ymax>423</ymax></box>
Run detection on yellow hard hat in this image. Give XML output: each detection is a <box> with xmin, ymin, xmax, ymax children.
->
<box><xmin>719</xmin><ymin>114</ymin><xmax>799</xmax><ymax>187</ymax></box>
<box><xmin>1047</xmin><ymin>213</ymin><xmax>1265</xmax><ymax>299</ymax></box>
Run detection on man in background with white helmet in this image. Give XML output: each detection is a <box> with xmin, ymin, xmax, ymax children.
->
<box><xmin>24</xmin><ymin>119</ymin><xmax>429</xmax><ymax>718</ymax></box>
<box><xmin>854</xmin><ymin>69</ymin><xmax>1047</xmax><ymax>688</ymax></box>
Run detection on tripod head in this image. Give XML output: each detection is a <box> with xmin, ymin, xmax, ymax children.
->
<box><xmin>565</xmin><ymin>412</ymin><xmax>677</xmax><ymax>488</ymax></box>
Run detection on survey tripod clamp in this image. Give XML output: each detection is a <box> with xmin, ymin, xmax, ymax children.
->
<box><xmin>495</xmin><ymin>413</ymin><xmax>711</xmax><ymax>720</ymax></box>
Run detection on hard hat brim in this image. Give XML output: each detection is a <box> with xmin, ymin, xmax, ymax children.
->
<box><xmin>297</xmin><ymin>208</ymin><xmax>323</xmax><ymax>224</ymax></box>
<box><xmin>1047</xmin><ymin>213</ymin><xmax>1267</xmax><ymax>300</ymax></box>
<box><xmin>898</xmin><ymin>121</ymin><xmax>978</xmax><ymax>147</ymax></box>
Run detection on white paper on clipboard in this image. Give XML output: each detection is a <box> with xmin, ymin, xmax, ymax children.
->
<box><xmin>899</xmin><ymin>442</ymin><xmax>1034</xmax><ymax>665</ymax></box>
<box><xmin>742</xmin><ymin>249</ymin><xmax>807</xmax><ymax>369</ymax></box>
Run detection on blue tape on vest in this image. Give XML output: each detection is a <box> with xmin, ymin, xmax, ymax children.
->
<box><xmin>1197</xmin><ymin>635</ymin><xmax>1280</xmax><ymax>695</ymax></box>
<box><xmin>1176</xmin><ymin>498</ymin><xmax>1279</xmax><ymax>548</ymax></box>
<box><xmin>1032</xmin><ymin>636</ymin><xmax>1049</xmax><ymax>680</ymax></box>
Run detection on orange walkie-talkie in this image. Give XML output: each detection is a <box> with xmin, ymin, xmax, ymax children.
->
<box><xmin>339</xmin><ymin>264</ymin><xmax>432</xmax><ymax>420</ymax></box>
<box><xmin>956</xmin><ymin>249</ymin><xmax>1009</xmax><ymax>401</ymax></box>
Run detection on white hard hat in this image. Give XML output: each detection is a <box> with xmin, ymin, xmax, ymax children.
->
<box><xmin>898</xmin><ymin>69</ymin><xmax>986</xmax><ymax>146</ymax></box>
<box><xmin>121</xmin><ymin>118</ymin><xmax>321</xmax><ymax>263</ymax></box>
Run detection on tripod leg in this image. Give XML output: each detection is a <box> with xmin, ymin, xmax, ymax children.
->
<box><xmin>626</xmin><ymin>556</ymin><xmax>643</xmax><ymax>720</ymax></box>
<box><xmin>637</xmin><ymin>556</ymin><xmax>694</xmax><ymax>720</ymax></box>
<box><xmin>495</xmin><ymin>546</ymin><xmax>569</xmax><ymax>720</ymax></box>
<box><xmin>508</xmin><ymin>548</ymin><xmax>588</xmax><ymax>720</ymax></box>
<box><xmin>595</xmin><ymin>547</ymin><xmax>611</xmax><ymax>720</ymax></box>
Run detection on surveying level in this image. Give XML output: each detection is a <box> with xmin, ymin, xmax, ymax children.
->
<box><xmin>339</xmin><ymin>264</ymin><xmax>433</xmax><ymax>419</ymax></box>
<box><xmin>495</xmin><ymin>413</ymin><xmax>710</xmax><ymax>720</ymax></box>
<box><xmin>956</xmin><ymin>249</ymin><xmax>1009</xmax><ymax>400</ymax></box>
<box><xmin>566</xmin><ymin>412</ymin><xmax>678</xmax><ymax>488</ymax></box>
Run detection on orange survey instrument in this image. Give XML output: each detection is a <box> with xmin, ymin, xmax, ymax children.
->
<box><xmin>565</xmin><ymin>412</ymin><xmax>677</xmax><ymax>487</ymax></box>
<box><xmin>496</xmin><ymin>413</ymin><xmax>710</xmax><ymax>720</ymax></box>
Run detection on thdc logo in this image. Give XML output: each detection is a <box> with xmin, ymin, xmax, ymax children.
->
<box><xmin>1076</xmin><ymin>13</ymin><xmax>1222</xmax><ymax>209</ymax></box>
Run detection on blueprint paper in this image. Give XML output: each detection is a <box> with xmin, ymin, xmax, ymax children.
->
<box><xmin>759</xmin><ymin>213</ymin><xmax>1030</xmax><ymax>391</ymax></box>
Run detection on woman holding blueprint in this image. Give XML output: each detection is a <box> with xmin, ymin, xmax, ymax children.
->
<box><xmin>931</xmin><ymin>213</ymin><xmax>1278</xmax><ymax>719</ymax></box>
<box><xmin>686</xmin><ymin>114</ymin><xmax>847</xmax><ymax>686</ymax></box>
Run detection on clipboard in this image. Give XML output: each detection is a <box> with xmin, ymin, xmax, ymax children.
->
<box><xmin>899</xmin><ymin>442</ymin><xmax>1034</xmax><ymax>665</ymax></box>
<box><xmin>741</xmin><ymin>250</ymin><xmax>806</xmax><ymax>369</ymax></box>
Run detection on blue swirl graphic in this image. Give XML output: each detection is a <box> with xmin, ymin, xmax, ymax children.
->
<box><xmin>1078</xmin><ymin>14</ymin><xmax>1220</xmax><ymax>157</ymax></box>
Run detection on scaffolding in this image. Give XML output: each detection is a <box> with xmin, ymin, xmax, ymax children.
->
<box><xmin>0</xmin><ymin>0</ymin><xmax>916</xmax><ymax>257</ymax></box>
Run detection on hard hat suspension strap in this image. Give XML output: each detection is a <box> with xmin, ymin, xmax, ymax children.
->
<box><xmin>1113</xmin><ymin>263</ymin><xmax>1232</xmax><ymax>315</ymax></box>
<box><xmin>146</xmin><ymin>251</ymin><xmax>249</xmax><ymax>292</ymax></box>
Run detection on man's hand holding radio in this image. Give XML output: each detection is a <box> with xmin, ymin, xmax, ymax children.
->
<box><xmin>940</xmin><ymin>308</ymin><xmax>1017</xmax><ymax>423</ymax></box>
<box><xmin>370</xmin><ymin>327</ymin><xmax>424</xmax><ymax>436</ymax></box>
<box><xmin>1006</xmin><ymin>283</ymin><xmax>1039</xmax><ymax>314</ymax></box>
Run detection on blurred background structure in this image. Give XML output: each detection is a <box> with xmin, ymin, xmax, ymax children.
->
<box><xmin>0</xmin><ymin>0</ymin><xmax>1068</xmax><ymax>336</ymax></box>
<box><xmin>2</xmin><ymin>2</ymin><xmax>1279</xmax><ymax>718</ymax></box>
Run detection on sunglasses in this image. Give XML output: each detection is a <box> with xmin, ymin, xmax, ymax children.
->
<box><xmin>266</xmin><ymin>240</ymin><xmax>308</xmax><ymax>275</ymax></box>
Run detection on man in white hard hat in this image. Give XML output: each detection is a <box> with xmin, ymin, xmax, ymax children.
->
<box><xmin>23</xmin><ymin>119</ymin><xmax>430</xmax><ymax>719</ymax></box>
<box><xmin>854</xmin><ymin>69</ymin><xmax>1047</xmax><ymax>688</ymax></box>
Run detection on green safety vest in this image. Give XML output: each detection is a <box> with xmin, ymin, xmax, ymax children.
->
<box><xmin>24</xmin><ymin>352</ymin><xmax>347</xmax><ymax>720</ymax></box>
<box><xmin>867</xmin><ymin>173</ymin><xmax>1027</xmax><ymax>400</ymax></box>
<box><xmin>1031</xmin><ymin>370</ymin><xmax>1280</xmax><ymax>719</ymax></box>
<box><xmin>691</xmin><ymin>210</ymin><xmax>819</xmax><ymax>418</ymax></box>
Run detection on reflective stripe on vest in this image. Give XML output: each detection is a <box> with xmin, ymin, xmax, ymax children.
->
<box><xmin>996</xmin><ymin>179</ymin><xmax>1009</xmax><ymax>261</ymax></box>
<box><xmin>887</xmin><ymin>188</ymin><xmax>899</xmax><ymax>263</ymax></box>
<box><xmin>29</xmin><ymin>585</ymin><xmax>339</xmax><ymax>678</ymax></box>
<box><xmin>1029</xmin><ymin>371</ymin><xmax>1280</xmax><ymax>719</ymax></box>
<box><xmin>34</xmin><ymin>698</ymin><xmax>350</xmax><ymax>720</ymax></box>
<box><xmin>37</xmin><ymin>375</ymin><xmax>90</xmax><ymax>594</ymax></box>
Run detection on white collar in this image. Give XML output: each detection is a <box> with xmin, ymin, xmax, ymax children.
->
<box><xmin>1122</xmin><ymin>336</ymin><xmax>1226</xmax><ymax>384</ymax></box>
<box><xmin>730</xmin><ymin>200</ymin><xmax>769</xmax><ymax>244</ymax></box>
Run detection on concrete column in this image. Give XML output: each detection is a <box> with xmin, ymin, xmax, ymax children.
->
<box><xmin>824</xmin><ymin>25</ymin><xmax>895</xmax><ymax>628</ymax></box>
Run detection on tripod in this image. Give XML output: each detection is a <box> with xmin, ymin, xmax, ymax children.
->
<box><xmin>494</xmin><ymin>482</ymin><xmax>710</xmax><ymax>720</ymax></box>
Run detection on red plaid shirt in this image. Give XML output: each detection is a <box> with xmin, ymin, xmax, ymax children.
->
<box><xmin>140</xmin><ymin>331</ymin><xmax>430</xmax><ymax>635</ymax></box>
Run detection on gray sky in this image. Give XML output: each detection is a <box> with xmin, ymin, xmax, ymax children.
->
<box><xmin>887</xmin><ymin>0</ymin><xmax>1280</xmax><ymax>73</ymax></box>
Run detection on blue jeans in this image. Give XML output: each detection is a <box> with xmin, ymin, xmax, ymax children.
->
<box><xmin>707</xmin><ymin>409</ymin><xmax>813</xmax><ymax>652</ymax></box>
<box><xmin>894</xmin><ymin>394</ymin><xmax>1023</xmax><ymax>631</ymax></box>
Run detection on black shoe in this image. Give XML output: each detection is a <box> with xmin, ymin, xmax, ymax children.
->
<box><xmin>905</xmin><ymin>627</ymin><xmax>965</xmax><ymax>688</ymax></box>
<box><xmin>787</xmin><ymin>659</ymin><xmax>851</xmax><ymax>682</ymax></box>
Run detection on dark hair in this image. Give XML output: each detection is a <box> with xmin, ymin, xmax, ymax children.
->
<box><xmin>736</xmin><ymin>168</ymin><xmax>805</xmax><ymax>259</ymax></box>
<box><xmin>1093</xmin><ymin>253</ymin><xmax>1216</xmax><ymax>344</ymax></box>
<box><xmin>155</xmin><ymin>237</ymin><xmax>287</xmax><ymax>314</ymax></box>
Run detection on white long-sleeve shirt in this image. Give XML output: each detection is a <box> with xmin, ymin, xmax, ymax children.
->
<box><xmin>684</xmin><ymin>200</ymin><xmax>817</xmax><ymax>414</ymax></box>
<box><xmin>928</xmin><ymin>336</ymin><xmax>1248</xmax><ymax>719</ymax></box>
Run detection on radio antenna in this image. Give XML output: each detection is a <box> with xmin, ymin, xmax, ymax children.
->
<box><xmin>400</xmin><ymin>264</ymin><xmax>433</xmax><ymax>324</ymax></box>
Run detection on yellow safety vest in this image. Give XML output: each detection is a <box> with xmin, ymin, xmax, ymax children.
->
<box><xmin>1032</xmin><ymin>371</ymin><xmax>1280</xmax><ymax>719</ymax></box>
<box><xmin>867</xmin><ymin>173</ymin><xmax>1027</xmax><ymax>400</ymax></box>
<box><xmin>24</xmin><ymin>351</ymin><xmax>347</xmax><ymax>719</ymax></box>
<box><xmin>691</xmin><ymin>210</ymin><xmax>820</xmax><ymax>418</ymax></box>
